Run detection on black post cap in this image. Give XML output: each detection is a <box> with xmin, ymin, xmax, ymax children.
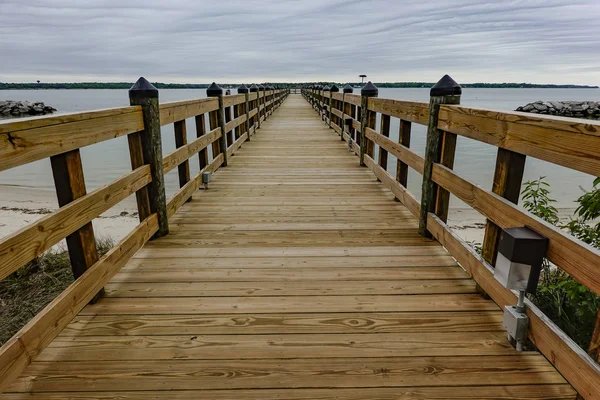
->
<box><xmin>317</xmin><ymin>85</ymin><xmax>323</xmax><ymax>90</ymax></box>
<box><xmin>268</xmin><ymin>85</ymin><xmax>275</xmax><ymax>90</ymax></box>
<box><xmin>330</xmin><ymin>85</ymin><xmax>339</xmax><ymax>92</ymax></box>
<box><xmin>206</xmin><ymin>82</ymin><xmax>223</xmax><ymax>96</ymax></box>
<box><xmin>323</xmin><ymin>85</ymin><xmax>331</xmax><ymax>91</ymax></box>
<box><xmin>258</xmin><ymin>84</ymin><xmax>265</xmax><ymax>91</ymax></box>
<box><xmin>238</xmin><ymin>84</ymin><xmax>249</xmax><ymax>94</ymax></box>
<box><xmin>430</xmin><ymin>74</ymin><xmax>462</xmax><ymax>96</ymax></box>
<box><xmin>249</xmin><ymin>84</ymin><xmax>259</xmax><ymax>92</ymax></box>
<box><xmin>129</xmin><ymin>77</ymin><xmax>158</xmax><ymax>99</ymax></box>
<box><xmin>361</xmin><ymin>81</ymin><xmax>378</xmax><ymax>96</ymax></box>
<box><xmin>343</xmin><ymin>84</ymin><xmax>354</xmax><ymax>93</ymax></box>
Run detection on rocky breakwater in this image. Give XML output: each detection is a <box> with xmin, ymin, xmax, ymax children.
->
<box><xmin>516</xmin><ymin>101</ymin><xmax>600</xmax><ymax>119</ymax></box>
<box><xmin>0</xmin><ymin>100</ymin><xmax>56</xmax><ymax>117</ymax></box>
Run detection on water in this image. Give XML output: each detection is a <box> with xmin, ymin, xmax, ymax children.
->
<box><xmin>1</xmin><ymin>88</ymin><xmax>598</xmax><ymax>208</ymax></box>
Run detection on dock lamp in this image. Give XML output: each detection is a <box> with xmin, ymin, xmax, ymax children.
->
<box><xmin>493</xmin><ymin>227</ymin><xmax>548</xmax><ymax>351</ymax></box>
<box><xmin>202</xmin><ymin>172</ymin><xmax>211</xmax><ymax>190</ymax></box>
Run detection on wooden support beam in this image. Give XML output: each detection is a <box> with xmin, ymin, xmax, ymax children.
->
<box><xmin>195</xmin><ymin>114</ymin><xmax>208</xmax><ymax>170</ymax></box>
<box><xmin>174</xmin><ymin>119</ymin><xmax>191</xmax><ymax>193</ymax></box>
<box><xmin>359</xmin><ymin>82</ymin><xmax>378</xmax><ymax>166</ymax></box>
<box><xmin>128</xmin><ymin>77</ymin><xmax>169</xmax><ymax>238</ymax></box>
<box><xmin>378</xmin><ymin>113</ymin><xmax>391</xmax><ymax>172</ymax></box>
<box><xmin>50</xmin><ymin>149</ymin><xmax>101</xmax><ymax>300</ymax></box>
<box><xmin>481</xmin><ymin>148</ymin><xmax>526</xmax><ymax>265</ymax></box>
<box><xmin>396</xmin><ymin>120</ymin><xmax>412</xmax><ymax>189</ymax></box>
<box><xmin>418</xmin><ymin>75</ymin><xmax>461</xmax><ymax>237</ymax></box>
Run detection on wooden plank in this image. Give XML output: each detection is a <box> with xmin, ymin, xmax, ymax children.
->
<box><xmin>1</xmin><ymin>385</ymin><xmax>577</xmax><ymax>400</ymax></box>
<box><xmin>110</xmin><ymin>267</ymin><xmax>469</xmax><ymax>282</ymax></box>
<box><xmin>366</xmin><ymin>127</ymin><xmax>424</xmax><ymax>174</ymax></box>
<box><xmin>427</xmin><ymin>213</ymin><xmax>600</xmax><ymax>400</ymax></box>
<box><xmin>432</xmin><ymin>163</ymin><xmax>600</xmax><ymax>297</ymax></box>
<box><xmin>134</xmin><ymin>245</ymin><xmax>450</xmax><ymax>259</ymax></box>
<box><xmin>81</xmin><ymin>294</ymin><xmax>496</xmax><ymax>315</ymax></box>
<box><xmin>122</xmin><ymin>255</ymin><xmax>457</xmax><ymax>270</ymax></box>
<box><xmin>438</xmin><ymin>104</ymin><xmax>600</xmax><ymax>177</ymax></box>
<box><xmin>8</xmin><ymin>355</ymin><xmax>564</xmax><ymax>392</ymax></box>
<box><xmin>368</xmin><ymin>97</ymin><xmax>429</xmax><ymax>125</ymax></box>
<box><xmin>159</xmin><ymin>98</ymin><xmax>218</xmax><ymax>125</ymax></box>
<box><xmin>103</xmin><ymin>279</ymin><xmax>476</xmax><ymax>297</ymax></box>
<box><xmin>39</xmin><ymin>331</ymin><xmax>513</xmax><ymax>362</ymax></box>
<box><xmin>222</xmin><ymin>94</ymin><xmax>246</xmax><ymax>107</ymax></box>
<box><xmin>0</xmin><ymin>106</ymin><xmax>143</xmax><ymax>171</ymax></box>
<box><xmin>0</xmin><ymin>214</ymin><xmax>158</xmax><ymax>393</ymax></box>
<box><xmin>62</xmin><ymin>311</ymin><xmax>504</xmax><ymax>336</ymax></box>
<box><xmin>162</xmin><ymin>127</ymin><xmax>220</xmax><ymax>173</ymax></box>
<box><xmin>0</xmin><ymin>166</ymin><xmax>151</xmax><ymax>280</ymax></box>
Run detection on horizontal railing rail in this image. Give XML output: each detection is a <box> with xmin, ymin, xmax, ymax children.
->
<box><xmin>0</xmin><ymin>78</ymin><xmax>289</xmax><ymax>393</ymax></box>
<box><xmin>302</xmin><ymin>80</ymin><xmax>600</xmax><ymax>399</ymax></box>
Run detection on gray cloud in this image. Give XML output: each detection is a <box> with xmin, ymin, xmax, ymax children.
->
<box><xmin>1</xmin><ymin>0</ymin><xmax>599</xmax><ymax>84</ymax></box>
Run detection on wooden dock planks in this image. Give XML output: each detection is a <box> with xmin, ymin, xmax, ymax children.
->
<box><xmin>6</xmin><ymin>95</ymin><xmax>574</xmax><ymax>399</ymax></box>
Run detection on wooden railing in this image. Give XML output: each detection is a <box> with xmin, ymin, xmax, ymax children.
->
<box><xmin>303</xmin><ymin>80</ymin><xmax>600</xmax><ymax>400</ymax></box>
<box><xmin>0</xmin><ymin>79</ymin><xmax>288</xmax><ymax>392</ymax></box>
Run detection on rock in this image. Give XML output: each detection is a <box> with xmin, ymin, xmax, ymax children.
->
<box><xmin>0</xmin><ymin>100</ymin><xmax>56</xmax><ymax>118</ymax></box>
<box><xmin>516</xmin><ymin>101</ymin><xmax>600</xmax><ymax>120</ymax></box>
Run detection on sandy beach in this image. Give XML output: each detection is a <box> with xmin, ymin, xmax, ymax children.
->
<box><xmin>0</xmin><ymin>185</ymin><xmax>139</xmax><ymax>246</ymax></box>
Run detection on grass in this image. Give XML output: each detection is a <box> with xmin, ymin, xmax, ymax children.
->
<box><xmin>0</xmin><ymin>237</ymin><xmax>114</xmax><ymax>346</ymax></box>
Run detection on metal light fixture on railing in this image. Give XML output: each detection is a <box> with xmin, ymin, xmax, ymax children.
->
<box><xmin>493</xmin><ymin>226</ymin><xmax>548</xmax><ymax>351</ymax></box>
<box><xmin>202</xmin><ymin>171</ymin><xmax>212</xmax><ymax>190</ymax></box>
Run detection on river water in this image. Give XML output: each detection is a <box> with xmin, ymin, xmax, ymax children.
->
<box><xmin>1</xmin><ymin>88</ymin><xmax>599</xmax><ymax>208</ymax></box>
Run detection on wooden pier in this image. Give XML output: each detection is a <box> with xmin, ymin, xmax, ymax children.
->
<box><xmin>1</xmin><ymin>79</ymin><xmax>600</xmax><ymax>399</ymax></box>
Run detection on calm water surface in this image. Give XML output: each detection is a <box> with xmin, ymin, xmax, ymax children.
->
<box><xmin>1</xmin><ymin>88</ymin><xmax>598</xmax><ymax>208</ymax></box>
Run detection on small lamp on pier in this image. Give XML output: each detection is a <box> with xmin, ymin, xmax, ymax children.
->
<box><xmin>202</xmin><ymin>172</ymin><xmax>212</xmax><ymax>190</ymax></box>
<box><xmin>493</xmin><ymin>227</ymin><xmax>548</xmax><ymax>351</ymax></box>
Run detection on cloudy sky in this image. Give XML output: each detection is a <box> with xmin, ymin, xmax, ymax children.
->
<box><xmin>1</xmin><ymin>0</ymin><xmax>599</xmax><ymax>84</ymax></box>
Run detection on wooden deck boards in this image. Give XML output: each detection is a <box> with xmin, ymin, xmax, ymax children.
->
<box><xmin>6</xmin><ymin>95</ymin><xmax>574</xmax><ymax>399</ymax></box>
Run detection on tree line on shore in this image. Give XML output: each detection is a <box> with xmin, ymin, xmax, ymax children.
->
<box><xmin>0</xmin><ymin>82</ymin><xmax>597</xmax><ymax>90</ymax></box>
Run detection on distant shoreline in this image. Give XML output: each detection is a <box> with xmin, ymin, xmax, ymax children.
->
<box><xmin>0</xmin><ymin>82</ymin><xmax>597</xmax><ymax>90</ymax></box>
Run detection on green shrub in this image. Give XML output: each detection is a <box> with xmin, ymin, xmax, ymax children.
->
<box><xmin>521</xmin><ymin>177</ymin><xmax>600</xmax><ymax>349</ymax></box>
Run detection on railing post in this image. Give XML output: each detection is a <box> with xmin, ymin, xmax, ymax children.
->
<box><xmin>330</xmin><ymin>85</ymin><xmax>339</xmax><ymax>129</ymax></box>
<box><xmin>195</xmin><ymin>113</ymin><xmax>208</xmax><ymax>170</ymax></box>
<box><xmin>481</xmin><ymin>149</ymin><xmax>526</xmax><ymax>265</ymax></box>
<box><xmin>418</xmin><ymin>75</ymin><xmax>462</xmax><ymax>237</ymax></box>
<box><xmin>207</xmin><ymin>82</ymin><xmax>228</xmax><ymax>167</ymax></box>
<box><xmin>50</xmin><ymin>148</ymin><xmax>104</xmax><ymax>300</ymax></box>
<box><xmin>258</xmin><ymin>84</ymin><xmax>265</xmax><ymax>124</ymax></box>
<box><xmin>343</xmin><ymin>84</ymin><xmax>353</xmax><ymax>142</ymax></box>
<box><xmin>173</xmin><ymin>119</ymin><xmax>191</xmax><ymax>196</ymax></box>
<box><xmin>249</xmin><ymin>84</ymin><xmax>259</xmax><ymax>132</ymax></box>
<box><xmin>378</xmin><ymin>113</ymin><xmax>391</xmax><ymax>171</ymax></box>
<box><xmin>128</xmin><ymin>77</ymin><xmax>169</xmax><ymax>238</ymax></box>
<box><xmin>359</xmin><ymin>81</ymin><xmax>378</xmax><ymax>166</ymax></box>
<box><xmin>396</xmin><ymin>120</ymin><xmax>412</xmax><ymax>189</ymax></box>
<box><xmin>322</xmin><ymin>86</ymin><xmax>330</xmax><ymax>123</ymax></box>
<box><xmin>238</xmin><ymin>84</ymin><xmax>250</xmax><ymax>142</ymax></box>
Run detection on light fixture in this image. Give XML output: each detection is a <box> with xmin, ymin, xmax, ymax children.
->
<box><xmin>494</xmin><ymin>226</ymin><xmax>548</xmax><ymax>351</ymax></box>
<box><xmin>202</xmin><ymin>171</ymin><xmax>211</xmax><ymax>190</ymax></box>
